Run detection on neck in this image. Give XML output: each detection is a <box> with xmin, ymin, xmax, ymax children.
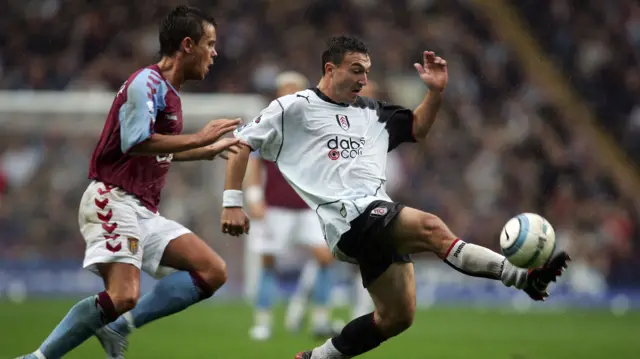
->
<box><xmin>316</xmin><ymin>77</ymin><xmax>342</xmax><ymax>103</ymax></box>
<box><xmin>157</xmin><ymin>56</ymin><xmax>184</xmax><ymax>91</ymax></box>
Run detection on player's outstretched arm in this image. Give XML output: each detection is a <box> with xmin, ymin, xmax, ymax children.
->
<box><xmin>173</xmin><ymin>138</ymin><xmax>243</xmax><ymax>161</ymax></box>
<box><xmin>221</xmin><ymin>144</ymin><xmax>252</xmax><ymax>236</ymax></box>
<box><xmin>411</xmin><ymin>51</ymin><xmax>448</xmax><ymax>140</ymax></box>
<box><xmin>130</xmin><ymin>119</ymin><xmax>241</xmax><ymax>156</ymax></box>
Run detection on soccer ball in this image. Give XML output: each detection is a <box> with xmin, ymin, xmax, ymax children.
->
<box><xmin>500</xmin><ymin>213</ymin><xmax>556</xmax><ymax>269</ymax></box>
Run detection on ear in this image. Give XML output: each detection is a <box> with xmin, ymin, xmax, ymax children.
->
<box><xmin>324</xmin><ymin>62</ymin><xmax>336</xmax><ymax>76</ymax></box>
<box><xmin>181</xmin><ymin>37</ymin><xmax>195</xmax><ymax>54</ymax></box>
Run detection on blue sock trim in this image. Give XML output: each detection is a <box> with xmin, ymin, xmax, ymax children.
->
<box><xmin>312</xmin><ymin>265</ymin><xmax>333</xmax><ymax>305</ymax></box>
<box><xmin>256</xmin><ymin>268</ymin><xmax>278</xmax><ymax>309</ymax></box>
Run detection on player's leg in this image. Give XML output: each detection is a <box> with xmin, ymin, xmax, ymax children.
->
<box><xmin>250</xmin><ymin>208</ymin><xmax>291</xmax><ymax>340</ymax></box>
<box><xmin>104</xmin><ymin>230</ymin><xmax>226</xmax><ymax>338</ymax></box>
<box><xmin>97</xmin><ymin>216</ymin><xmax>226</xmax><ymax>358</ymax></box>
<box><xmin>18</xmin><ymin>263</ymin><xmax>138</xmax><ymax>359</ymax></box>
<box><xmin>300</xmin><ymin>262</ymin><xmax>415</xmax><ymax>359</ymax></box>
<box><xmin>286</xmin><ymin>210</ymin><xmax>337</xmax><ymax>336</ymax></box>
<box><xmin>284</xmin><ymin>258</ymin><xmax>319</xmax><ymax>332</ymax></box>
<box><xmin>308</xmin><ymin>245</ymin><xmax>337</xmax><ymax>336</ymax></box>
<box><xmin>350</xmin><ymin>268</ymin><xmax>373</xmax><ymax>319</ymax></box>
<box><xmin>248</xmin><ymin>253</ymin><xmax>279</xmax><ymax>340</ymax></box>
<box><xmin>17</xmin><ymin>182</ymin><xmax>145</xmax><ymax>359</ymax></box>
<box><xmin>388</xmin><ymin>207</ymin><xmax>569</xmax><ymax>298</ymax></box>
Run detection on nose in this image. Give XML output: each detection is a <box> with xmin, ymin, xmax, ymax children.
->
<box><xmin>211</xmin><ymin>46</ymin><xmax>218</xmax><ymax>58</ymax></box>
<box><xmin>359</xmin><ymin>74</ymin><xmax>368</xmax><ymax>87</ymax></box>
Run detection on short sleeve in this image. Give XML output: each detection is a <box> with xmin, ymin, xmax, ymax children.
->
<box><xmin>234</xmin><ymin>99</ymin><xmax>285</xmax><ymax>162</ymax></box>
<box><xmin>118</xmin><ymin>69</ymin><xmax>159</xmax><ymax>153</ymax></box>
<box><xmin>380</xmin><ymin>103</ymin><xmax>415</xmax><ymax>152</ymax></box>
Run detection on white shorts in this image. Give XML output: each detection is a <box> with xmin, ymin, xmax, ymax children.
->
<box><xmin>79</xmin><ymin>181</ymin><xmax>191</xmax><ymax>279</ymax></box>
<box><xmin>248</xmin><ymin>207</ymin><xmax>326</xmax><ymax>255</ymax></box>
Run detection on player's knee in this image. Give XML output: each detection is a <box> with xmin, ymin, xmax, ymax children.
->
<box><xmin>109</xmin><ymin>291</ymin><xmax>139</xmax><ymax>315</ymax></box>
<box><xmin>313</xmin><ymin>246</ymin><xmax>333</xmax><ymax>266</ymax></box>
<box><xmin>376</xmin><ymin>303</ymin><xmax>415</xmax><ymax>337</ymax></box>
<box><xmin>417</xmin><ymin>213</ymin><xmax>456</xmax><ymax>253</ymax></box>
<box><xmin>262</xmin><ymin>254</ymin><xmax>276</xmax><ymax>268</ymax></box>
<box><xmin>204</xmin><ymin>259</ymin><xmax>228</xmax><ymax>292</ymax></box>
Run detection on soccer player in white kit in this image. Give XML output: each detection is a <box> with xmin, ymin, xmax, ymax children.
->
<box><xmin>221</xmin><ymin>36</ymin><xmax>570</xmax><ymax>359</ymax></box>
<box><xmin>245</xmin><ymin>71</ymin><xmax>339</xmax><ymax>340</ymax></box>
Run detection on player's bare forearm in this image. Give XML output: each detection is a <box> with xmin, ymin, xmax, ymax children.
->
<box><xmin>130</xmin><ymin>133</ymin><xmax>201</xmax><ymax>156</ymax></box>
<box><xmin>172</xmin><ymin>147</ymin><xmax>210</xmax><ymax>162</ymax></box>
<box><xmin>244</xmin><ymin>156</ymin><xmax>266</xmax><ymax>218</ymax></box>
<box><xmin>244</xmin><ymin>157</ymin><xmax>263</xmax><ymax>187</ymax></box>
<box><xmin>225</xmin><ymin>144</ymin><xmax>252</xmax><ymax>191</ymax></box>
<box><xmin>411</xmin><ymin>89</ymin><xmax>443</xmax><ymax>140</ymax></box>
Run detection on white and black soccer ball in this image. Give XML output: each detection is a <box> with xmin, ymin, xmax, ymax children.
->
<box><xmin>500</xmin><ymin>213</ymin><xmax>556</xmax><ymax>269</ymax></box>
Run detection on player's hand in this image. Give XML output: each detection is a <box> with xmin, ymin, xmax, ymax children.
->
<box><xmin>203</xmin><ymin>138</ymin><xmax>244</xmax><ymax>160</ymax></box>
<box><xmin>414</xmin><ymin>51</ymin><xmax>448</xmax><ymax>92</ymax></box>
<box><xmin>221</xmin><ymin>207</ymin><xmax>250</xmax><ymax>236</ymax></box>
<box><xmin>196</xmin><ymin>118</ymin><xmax>242</xmax><ymax>146</ymax></box>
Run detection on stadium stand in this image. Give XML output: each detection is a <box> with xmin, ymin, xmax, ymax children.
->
<box><xmin>0</xmin><ymin>0</ymin><xmax>638</xmax><ymax>293</ymax></box>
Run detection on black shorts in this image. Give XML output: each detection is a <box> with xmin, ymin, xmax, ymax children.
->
<box><xmin>336</xmin><ymin>200</ymin><xmax>412</xmax><ymax>288</ymax></box>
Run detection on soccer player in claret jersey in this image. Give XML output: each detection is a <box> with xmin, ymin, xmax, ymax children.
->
<box><xmin>221</xmin><ymin>35</ymin><xmax>571</xmax><ymax>359</ymax></box>
<box><xmin>16</xmin><ymin>6</ymin><xmax>240</xmax><ymax>359</ymax></box>
<box><xmin>246</xmin><ymin>71</ymin><xmax>340</xmax><ymax>341</ymax></box>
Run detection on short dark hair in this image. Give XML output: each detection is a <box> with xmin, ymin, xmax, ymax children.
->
<box><xmin>159</xmin><ymin>5</ymin><xmax>216</xmax><ymax>57</ymax></box>
<box><xmin>321</xmin><ymin>35</ymin><xmax>369</xmax><ymax>75</ymax></box>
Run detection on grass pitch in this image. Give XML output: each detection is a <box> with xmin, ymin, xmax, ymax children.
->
<box><xmin>1</xmin><ymin>300</ymin><xmax>638</xmax><ymax>359</ymax></box>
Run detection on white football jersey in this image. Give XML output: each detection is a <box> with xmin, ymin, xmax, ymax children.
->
<box><xmin>234</xmin><ymin>88</ymin><xmax>415</xmax><ymax>252</ymax></box>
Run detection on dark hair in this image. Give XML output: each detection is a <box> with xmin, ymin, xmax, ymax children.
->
<box><xmin>321</xmin><ymin>35</ymin><xmax>369</xmax><ymax>75</ymax></box>
<box><xmin>159</xmin><ymin>5</ymin><xmax>216</xmax><ymax>57</ymax></box>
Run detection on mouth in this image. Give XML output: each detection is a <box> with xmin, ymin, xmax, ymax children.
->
<box><xmin>351</xmin><ymin>88</ymin><xmax>362</xmax><ymax>95</ymax></box>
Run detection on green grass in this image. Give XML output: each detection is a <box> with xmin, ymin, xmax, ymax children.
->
<box><xmin>1</xmin><ymin>300</ymin><xmax>639</xmax><ymax>359</ymax></box>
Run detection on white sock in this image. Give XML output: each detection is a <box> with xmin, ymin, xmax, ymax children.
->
<box><xmin>122</xmin><ymin>312</ymin><xmax>135</xmax><ymax>331</ymax></box>
<box><xmin>255</xmin><ymin>309</ymin><xmax>272</xmax><ymax>328</ymax></box>
<box><xmin>311</xmin><ymin>306</ymin><xmax>330</xmax><ymax>329</ymax></box>
<box><xmin>285</xmin><ymin>260</ymin><xmax>319</xmax><ymax>330</ymax></box>
<box><xmin>311</xmin><ymin>339</ymin><xmax>350</xmax><ymax>359</ymax></box>
<box><xmin>444</xmin><ymin>239</ymin><xmax>528</xmax><ymax>289</ymax></box>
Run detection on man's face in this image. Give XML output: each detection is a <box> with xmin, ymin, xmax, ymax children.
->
<box><xmin>184</xmin><ymin>23</ymin><xmax>217</xmax><ymax>80</ymax></box>
<box><xmin>328</xmin><ymin>52</ymin><xmax>371</xmax><ymax>103</ymax></box>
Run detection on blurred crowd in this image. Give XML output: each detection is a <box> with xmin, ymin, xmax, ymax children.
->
<box><xmin>513</xmin><ymin>0</ymin><xmax>640</xmax><ymax>164</ymax></box>
<box><xmin>0</xmin><ymin>0</ymin><xmax>638</xmax><ymax>289</ymax></box>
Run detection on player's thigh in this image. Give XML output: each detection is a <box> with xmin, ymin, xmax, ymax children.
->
<box><xmin>296</xmin><ymin>210</ymin><xmax>333</xmax><ymax>265</ymax></box>
<box><xmin>388</xmin><ymin>206</ymin><xmax>457</xmax><ymax>258</ymax></box>
<box><xmin>158</xmin><ymin>232</ymin><xmax>227</xmax><ymax>285</ymax></box>
<box><xmin>367</xmin><ymin>262</ymin><xmax>416</xmax><ymax>335</ymax></box>
<box><xmin>263</xmin><ymin>207</ymin><xmax>296</xmax><ymax>254</ymax></box>
<box><xmin>140</xmin><ymin>216</ymin><xmax>226</xmax><ymax>285</ymax></box>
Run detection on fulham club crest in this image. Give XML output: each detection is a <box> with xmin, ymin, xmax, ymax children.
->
<box><xmin>336</xmin><ymin>114</ymin><xmax>350</xmax><ymax>131</ymax></box>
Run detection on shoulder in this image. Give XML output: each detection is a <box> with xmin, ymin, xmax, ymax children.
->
<box><xmin>268</xmin><ymin>90</ymin><xmax>314</xmax><ymax>115</ymax></box>
<box><xmin>127</xmin><ymin>67</ymin><xmax>163</xmax><ymax>90</ymax></box>
<box><xmin>351</xmin><ymin>96</ymin><xmax>382</xmax><ymax>112</ymax></box>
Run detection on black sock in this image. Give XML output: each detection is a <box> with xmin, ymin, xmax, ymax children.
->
<box><xmin>331</xmin><ymin>312</ymin><xmax>387</xmax><ymax>356</ymax></box>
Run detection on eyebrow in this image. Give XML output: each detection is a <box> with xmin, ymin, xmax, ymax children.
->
<box><xmin>351</xmin><ymin>63</ymin><xmax>371</xmax><ymax>71</ymax></box>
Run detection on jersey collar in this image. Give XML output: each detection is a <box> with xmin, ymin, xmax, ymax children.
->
<box><xmin>312</xmin><ymin>87</ymin><xmax>350</xmax><ymax>107</ymax></box>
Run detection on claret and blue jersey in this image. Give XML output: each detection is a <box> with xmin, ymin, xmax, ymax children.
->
<box><xmin>88</xmin><ymin>65</ymin><xmax>183</xmax><ymax>212</ymax></box>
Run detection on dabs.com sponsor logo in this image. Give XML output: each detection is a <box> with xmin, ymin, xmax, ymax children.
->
<box><xmin>327</xmin><ymin>136</ymin><xmax>365</xmax><ymax>160</ymax></box>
